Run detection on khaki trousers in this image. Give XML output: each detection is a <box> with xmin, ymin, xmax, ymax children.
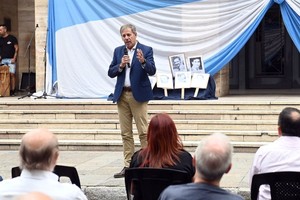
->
<box><xmin>117</xmin><ymin>91</ymin><xmax>148</xmax><ymax>167</ymax></box>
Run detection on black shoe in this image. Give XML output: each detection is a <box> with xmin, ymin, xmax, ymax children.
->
<box><xmin>10</xmin><ymin>90</ymin><xmax>15</xmax><ymax>96</ymax></box>
<box><xmin>114</xmin><ymin>167</ymin><xmax>128</xmax><ymax>178</ymax></box>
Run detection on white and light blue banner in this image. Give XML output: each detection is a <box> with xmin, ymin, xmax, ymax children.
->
<box><xmin>46</xmin><ymin>0</ymin><xmax>300</xmax><ymax>98</ymax></box>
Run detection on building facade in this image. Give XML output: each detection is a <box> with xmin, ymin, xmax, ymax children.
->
<box><xmin>1</xmin><ymin>1</ymin><xmax>298</xmax><ymax>97</ymax></box>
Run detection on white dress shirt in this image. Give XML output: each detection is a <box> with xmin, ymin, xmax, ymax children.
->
<box><xmin>0</xmin><ymin>169</ymin><xmax>87</xmax><ymax>200</ymax></box>
<box><xmin>124</xmin><ymin>43</ymin><xmax>137</xmax><ymax>87</ymax></box>
<box><xmin>249</xmin><ymin>136</ymin><xmax>300</xmax><ymax>200</ymax></box>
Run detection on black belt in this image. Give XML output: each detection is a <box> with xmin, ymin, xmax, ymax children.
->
<box><xmin>123</xmin><ymin>86</ymin><xmax>132</xmax><ymax>92</ymax></box>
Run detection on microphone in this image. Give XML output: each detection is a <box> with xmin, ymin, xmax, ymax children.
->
<box><xmin>124</xmin><ymin>48</ymin><xmax>130</xmax><ymax>68</ymax></box>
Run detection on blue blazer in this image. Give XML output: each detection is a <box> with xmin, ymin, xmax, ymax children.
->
<box><xmin>108</xmin><ymin>42</ymin><xmax>156</xmax><ymax>103</ymax></box>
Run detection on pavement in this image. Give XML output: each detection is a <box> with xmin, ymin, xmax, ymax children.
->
<box><xmin>0</xmin><ymin>150</ymin><xmax>254</xmax><ymax>200</ymax></box>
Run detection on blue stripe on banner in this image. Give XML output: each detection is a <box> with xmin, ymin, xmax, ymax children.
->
<box><xmin>53</xmin><ymin>0</ymin><xmax>202</xmax><ymax>30</ymax></box>
<box><xmin>281</xmin><ymin>2</ymin><xmax>300</xmax><ymax>52</ymax></box>
<box><xmin>48</xmin><ymin>0</ymin><xmax>58</xmax><ymax>84</ymax></box>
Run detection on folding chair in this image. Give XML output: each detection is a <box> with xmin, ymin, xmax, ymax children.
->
<box><xmin>251</xmin><ymin>171</ymin><xmax>300</xmax><ymax>200</ymax></box>
<box><xmin>11</xmin><ymin>164</ymin><xmax>81</xmax><ymax>188</ymax></box>
<box><xmin>125</xmin><ymin>168</ymin><xmax>190</xmax><ymax>200</ymax></box>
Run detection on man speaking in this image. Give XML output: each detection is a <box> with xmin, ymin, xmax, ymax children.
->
<box><xmin>108</xmin><ymin>24</ymin><xmax>156</xmax><ymax>178</ymax></box>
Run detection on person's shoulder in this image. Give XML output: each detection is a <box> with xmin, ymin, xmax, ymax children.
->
<box><xmin>160</xmin><ymin>183</ymin><xmax>198</xmax><ymax>199</ymax></box>
<box><xmin>58</xmin><ymin>182</ymin><xmax>87</xmax><ymax>198</ymax></box>
<box><xmin>179</xmin><ymin>149</ymin><xmax>192</xmax><ymax>157</ymax></box>
<box><xmin>0</xmin><ymin>177</ymin><xmax>20</xmax><ymax>192</ymax></box>
<box><xmin>9</xmin><ymin>34</ymin><xmax>17</xmax><ymax>39</ymax></box>
<box><xmin>255</xmin><ymin>140</ymin><xmax>278</xmax><ymax>154</ymax></box>
<box><xmin>215</xmin><ymin>186</ymin><xmax>244</xmax><ymax>200</ymax></box>
<box><xmin>132</xmin><ymin>149</ymin><xmax>142</xmax><ymax>160</ymax></box>
<box><xmin>227</xmin><ymin>193</ymin><xmax>244</xmax><ymax>200</ymax></box>
<box><xmin>161</xmin><ymin>183</ymin><xmax>189</xmax><ymax>195</ymax></box>
<box><xmin>137</xmin><ymin>42</ymin><xmax>152</xmax><ymax>50</ymax></box>
<box><xmin>130</xmin><ymin>149</ymin><xmax>143</xmax><ymax>167</ymax></box>
<box><xmin>116</xmin><ymin>45</ymin><xmax>124</xmax><ymax>49</ymax></box>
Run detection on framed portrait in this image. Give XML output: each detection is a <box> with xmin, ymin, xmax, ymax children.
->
<box><xmin>187</xmin><ymin>56</ymin><xmax>205</xmax><ymax>74</ymax></box>
<box><xmin>191</xmin><ymin>73</ymin><xmax>210</xmax><ymax>89</ymax></box>
<box><xmin>168</xmin><ymin>54</ymin><xmax>187</xmax><ymax>77</ymax></box>
<box><xmin>156</xmin><ymin>73</ymin><xmax>173</xmax><ymax>89</ymax></box>
<box><xmin>174</xmin><ymin>72</ymin><xmax>191</xmax><ymax>89</ymax></box>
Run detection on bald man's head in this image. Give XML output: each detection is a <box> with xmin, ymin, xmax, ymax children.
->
<box><xmin>278</xmin><ymin>107</ymin><xmax>300</xmax><ymax>136</ymax></box>
<box><xmin>20</xmin><ymin>129</ymin><xmax>59</xmax><ymax>171</ymax></box>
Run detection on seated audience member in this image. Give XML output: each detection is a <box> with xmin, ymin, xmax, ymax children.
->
<box><xmin>249</xmin><ymin>107</ymin><xmax>300</xmax><ymax>200</ymax></box>
<box><xmin>0</xmin><ymin>128</ymin><xmax>87</xmax><ymax>200</ymax></box>
<box><xmin>159</xmin><ymin>133</ymin><xmax>244</xmax><ymax>200</ymax></box>
<box><xmin>130</xmin><ymin>113</ymin><xmax>195</xmax><ymax>180</ymax></box>
<box><xmin>15</xmin><ymin>192</ymin><xmax>52</xmax><ymax>200</ymax></box>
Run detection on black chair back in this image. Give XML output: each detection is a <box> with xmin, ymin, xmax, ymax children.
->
<box><xmin>125</xmin><ymin>168</ymin><xmax>190</xmax><ymax>200</ymax></box>
<box><xmin>11</xmin><ymin>165</ymin><xmax>81</xmax><ymax>188</ymax></box>
<box><xmin>251</xmin><ymin>171</ymin><xmax>300</xmax><ymax>200</ymax></box>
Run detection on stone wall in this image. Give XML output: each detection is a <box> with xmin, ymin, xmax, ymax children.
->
<box><xmin>34</xmin><ymin>0</ymin><xmax>48</xmax><ymax>92</ymax></box>
<box><xmin>214</xmin><ymin>65</ymin><xmax>230</xmax><ymax>97</ymax></box>
<box><xmin>18</xmin><ymin>0</ymin><xmax>35</xmax><ymax>91</ymax></box>
<box><xmin>0</xmin><ymin>0</ymin><xmax>36</xmax><ymax>91</ymax></box>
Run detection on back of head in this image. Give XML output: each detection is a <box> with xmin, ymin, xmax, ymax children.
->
<box><xmin>195</xmin><ymin>133</ymin><xmax>232</xmax><ymax>182</ymax></box>
<box><xmin>140</xmin><ymin>113</ymin><xmax>183</xmax><ymax>167</ymax></box>
<box><xmin>19</xmin><ymin>128</ymin><xmax>59</xmax><ymax>171</ymax></box>
<box><xmin>278</xmin><ymin>107</ymin><xmax>300</xmax><ymax>137</ymax></box>
<box><xmin>15</xmin><ymin>192</ymin><xmax>53</xmax><ymax>200</ymax></box>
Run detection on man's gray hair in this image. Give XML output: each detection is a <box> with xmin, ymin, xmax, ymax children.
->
<box><xmin>195</xmin><ymin>133</ymin><xmax>232</xmax><ymax>181</ymax></box>
<box><xmin>120</xmin><ymin>24</ymin><xmax>137</xmax><ymax>35</ymax></box>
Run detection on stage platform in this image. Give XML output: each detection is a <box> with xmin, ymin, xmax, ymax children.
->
<box><xmin>2</xmin><ymin>88</ymin><xmax>300</xmax><ymax>102</ymax></box>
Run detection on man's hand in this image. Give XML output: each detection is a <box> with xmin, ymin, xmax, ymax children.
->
<box><xmin>120</xmin><ymin>55</ymin><xmax>130</xmax><ymax>69</ymax></box>
<box><xmin>136</xmin><ymin>49</ymin><xmax>145</xmax><ymax>64</ymax></box>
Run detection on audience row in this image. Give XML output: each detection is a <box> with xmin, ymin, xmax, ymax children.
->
<box><xmin>0</xmin><ymin>106</ymin><xmax>299</xmax><ymax>200</ymax></box>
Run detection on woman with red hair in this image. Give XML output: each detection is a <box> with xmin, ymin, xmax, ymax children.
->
<box><xmin>130</xmin><ymin>113</ymin><xmax>195</xmax><ymax>180</ymax></box>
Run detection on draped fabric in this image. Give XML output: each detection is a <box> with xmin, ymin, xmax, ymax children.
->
<box><xmin>46</xmin><ymin>0</ymin><xmax>300</xmax><ymax>98</ymax></box>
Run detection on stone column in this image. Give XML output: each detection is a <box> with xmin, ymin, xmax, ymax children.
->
<box><xmin>213</xmin><ymin>64</ymin><xmax>230</xmax><ymax>97</ymax></box>
<box><xmin>34</xmin><ymin>0</ymin><xmax>48</xmax><ymax>92</ymax></box>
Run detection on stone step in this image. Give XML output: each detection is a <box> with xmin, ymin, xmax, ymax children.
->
<box><xmin>0</xmin><ymin>138</ymin><xmax>269</xmax><ymax>153</ymax></box>
<box><xmin>0</xmin><ymin>109</ymin><xmax>282</xmax><ymax>120</ymax></box>
<box><xmin>0</xmin><ymin>99</ymin><xmax>288</xmax><ymax>151</ymax></box>
<box><xmin>0</xmin><ymin>119</ymin><xmax>278</xmax><ymax>131</ymax></box>
<box><xmin>0</xmin><ymin>129</ymin><xmax>278</xmax><ymax>142</ymax></box>
<box><xmin>2</xmin><ymin>100</ymin><xmax>300</xmax><ymax>111</ymax></box>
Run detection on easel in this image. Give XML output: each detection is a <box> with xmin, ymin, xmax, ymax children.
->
<box><xmin>194</xmin><ymin>88</ymin><xmax>199</xmax><ymax>97</ymax></box>
<box><xmin>163</xmin><ymin>88</ymin><xmax>168</xmax><ymax>97</ymax></box>
<box><xmin>181</xmin><ymin>88</ymin><xmax>185</xmax><ymax>99</ymax></box>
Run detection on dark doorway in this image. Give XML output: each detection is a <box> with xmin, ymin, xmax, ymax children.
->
<box><xmin>230</xmin><ymin>3</ymin><xmax>300</xmax><ymax>90</ymax></box>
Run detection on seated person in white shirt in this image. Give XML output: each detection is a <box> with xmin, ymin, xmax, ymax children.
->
<box><xmin>15</xmin><ymin>192</ymin><xmax>52</xmax><ymax>200</ymax></box>
<box><xmin>249</xmin><ymin>107</ymin><xmax>300</xmax><ymax>200</ymax></box>
<box><xmin>0</xmin><ymin>128</ymin><xmax>88</xmax><ymax>200</ymax></box>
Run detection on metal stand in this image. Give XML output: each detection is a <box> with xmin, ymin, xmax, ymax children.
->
<box><xmin>18</xmin><ymin>24</ymin><xmax>38</xmax><ymax>100</ymax></box>
<box><xmin>35</xmin><ymin>28</ymin><xmax>51</xmax><ymax>99</ymax></box>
